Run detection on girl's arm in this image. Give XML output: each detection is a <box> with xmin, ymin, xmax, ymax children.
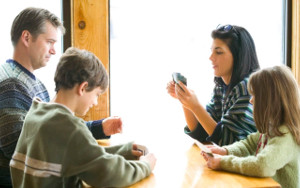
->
<box><xmin>220</xmin><ymin>128</ymin><xmax>296</xmax><ymax>177</ymax></box>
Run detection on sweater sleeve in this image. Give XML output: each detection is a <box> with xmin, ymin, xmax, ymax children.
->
<box><xmin>223</xmin><ymin>132</ymin><xmax>260</xmax><ymax>157</ymax></box>
<box><xmin>63</xmin><ymin>127</ymin><xmax>151</xmax><ymax>187</ymax></box>
<box><xmin>0</xmin><ymin>78</ymin><xmax>33</xmax><ymax>158</ymax></box>
<box><xmin>85</xmin><ymin>120</ymin><xmax>110</xmax><ymax>139</ymax></box>
<box><xmin>220</xmin><ymin>129</ymin><xmax>296</xmax><ymax>177</ymax></box>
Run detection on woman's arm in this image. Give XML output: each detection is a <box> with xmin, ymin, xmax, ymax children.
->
<box><xmin>176</xmin><ymin>82</ymin><xmax>217</xmax><ymax>135</ymax></box>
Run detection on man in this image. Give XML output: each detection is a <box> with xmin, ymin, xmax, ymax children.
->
<box><xmin>10</xmin><ymin>47</ymin><xmax>155</xmax><ymax>188</ymax></box>
<box><xmin>0</xmin><ymin>7</ymin><xmax>121</xmax><ymax>187</ymax></box>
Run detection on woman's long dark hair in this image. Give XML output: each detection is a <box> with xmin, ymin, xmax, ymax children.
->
<box><xmin>211</xmin><ymin>25</ymin><xmax>260</xmax><ymax>95</ymax></box>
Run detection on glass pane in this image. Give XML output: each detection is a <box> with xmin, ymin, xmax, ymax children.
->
<box><xmin>0</xmin><ymin>1</ymin><xmax>62</xmax><ymax>98</ymax></box>
<box><xmin>110</xmin><ymin>0</ymin><xmax>284</xmax><ymax>142</ymax></box>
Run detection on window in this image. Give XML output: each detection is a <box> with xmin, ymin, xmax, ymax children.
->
<box><xmin>110</xmin><ymin>0</ymin><xmax>285</xmax><ymax>141</ymax></box>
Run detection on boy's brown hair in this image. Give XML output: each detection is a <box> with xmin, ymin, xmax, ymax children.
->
<box><xmin>54</xmin><ymin>47</ymin><xmax>109</xmax><ymax>93</ymax></box>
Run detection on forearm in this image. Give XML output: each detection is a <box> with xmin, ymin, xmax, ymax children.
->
<box><xmin>183</xmin><ymin>107</ymin><xmax>198</xmax><ymax>131</ymax></box>
<box><xmin>191</xmin><ymin>104</ymin><xmax>217</xmax><ymax>135</ymax></box>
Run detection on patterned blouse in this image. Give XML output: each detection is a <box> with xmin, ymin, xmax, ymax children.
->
<box><xmin>185</xmin><ymin>77</ymin><xmax>257</xmax><ymax>146</ymax></box>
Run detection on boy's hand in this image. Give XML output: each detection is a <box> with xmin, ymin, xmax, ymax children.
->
<box><xmin>140</xmin><ymin>153</ymin><xmax>157</xmax><ymax>171</ymax></box>
<box><xmin>102</xmin><ymin>116</ymin><xmax>123</xmax><ymax>136</ymax></box>
<box><xmin>201</xmin><ymin>152</ymin><xmax>222</xmax><ymax>170</ymax></box>
<box><xmin>132</xmin><ymin>144</ymin><xmax>143</xmax><ymax>157</ymax></box>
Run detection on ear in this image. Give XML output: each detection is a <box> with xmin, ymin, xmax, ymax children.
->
<box><xmin>20</xmin><ymin>30</ymin><xmax>32</xmax><ymax>47</ymax></box>
<box><xmin>77</xmin><ymin>82</ymin><xmax>89</xmax><ymax>96</ymax></box>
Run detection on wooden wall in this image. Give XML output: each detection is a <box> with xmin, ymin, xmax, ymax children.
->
<box><xmin>71</xmin><ymin>0</ymin><xmax>110</xmax><ymax>120</ymax></box>
<box><xmin>292</xmin><ymin>0</ymin><xmax>300</xmax><ymax>84</ymax></box>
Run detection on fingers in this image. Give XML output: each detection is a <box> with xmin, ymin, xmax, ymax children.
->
<box><xmin>132</xmin><ymin>149</ymin><xmax>143</xmax><ymax>157</ymax></box>
<box><xmin>166</xmin><ymin>81</ymin><xmax>178</xmax><ymax>98</ymax></box>
<box><xmin>140</xmin><ymin>153</ymin><xmax>157</xmax><ymax>171</ymax></box>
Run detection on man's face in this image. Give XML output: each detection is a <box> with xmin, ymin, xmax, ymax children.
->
<box><xmin>28</xmin><ymin>22</ymin><xmax>58</xmax><ymax>70</ymax></box>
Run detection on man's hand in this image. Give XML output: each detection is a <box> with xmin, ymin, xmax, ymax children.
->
<box><xmin>102</xmin><ymin>116</ymin><xmax>123</xmax><ymax>136</ymax></box>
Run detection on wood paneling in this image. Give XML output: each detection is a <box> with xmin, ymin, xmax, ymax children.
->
<box><xmin>72</xmin><ymin>0</ymin><xmax>110</xmax><ymax>120</ymax></box>
<box><xmin>292</xmin><ymin>0</ymin><xmax>300</xmax><ymax>84</ymax></box>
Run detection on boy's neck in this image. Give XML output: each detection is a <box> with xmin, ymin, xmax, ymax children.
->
<box><xmin>51</xmin><ymin>89</ymin><xmax>78</xmax><ymax>114</ymax></box>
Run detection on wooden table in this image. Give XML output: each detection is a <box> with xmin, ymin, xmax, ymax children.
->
<box><xmin>84</xmin><ymin>134</ymin><xmax>281</xmax><ymax>188</ymax></box>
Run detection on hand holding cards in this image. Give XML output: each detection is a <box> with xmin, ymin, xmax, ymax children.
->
<box><xmin>172</xmin><ymin>72</ymin><xmax>187</xmax><ymax>86</ymax></box>
<box><xmin>194</xmin><ymin>140</ymin><xmax>214</xmax><ymax>157</ymax></box>
<box><xmin>136</xmin><ymin>144</ymin><xmax>149</xmax><ymax>156</ymax></box>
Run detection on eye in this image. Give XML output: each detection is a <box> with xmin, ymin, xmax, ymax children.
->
<box><xmin>216</xmin><ymin>51</ymin><xmax>223</xmax><ymax>55</ymax></box>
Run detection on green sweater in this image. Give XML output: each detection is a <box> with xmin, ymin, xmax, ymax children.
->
<box><xmin>221</xmin><ymin>126</ymin><xmax>300</xmax><ymax>188</ymax></box>
<box><xmin>10</xmin><ymin>98</ymin><xmax>151</xmax><ymax>188</ymax></box>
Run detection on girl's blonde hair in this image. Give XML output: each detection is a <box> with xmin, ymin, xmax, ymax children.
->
<box><xmin>248</xmin><ymin>65</ymin><xmax>300</xmax><ymax>145</ymax></box>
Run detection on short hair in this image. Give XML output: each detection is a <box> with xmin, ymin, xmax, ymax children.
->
<box><xmin>211</xmin><ymin>25</ymin><xmax>260</xmax><ymax>95</ymax></box>
<box><xmin>11</xmin><ymin>7</ymin><xmax>65</xmax><ymax>47</ymax></box>
<box><xmin>248</xmin><ymin>66</ymin><xmax>300</xmax><ymax>145</ymax></box>
<box><xmin>54</xmin><ymin>47</ymin><xmax>109</xmax><ymax>93</ymax></box>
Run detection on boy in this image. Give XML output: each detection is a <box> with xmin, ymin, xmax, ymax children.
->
<box><xmin>10</xmin><ymin>47</ymin><xmax>156</xmax><ymax>188</ymax></box>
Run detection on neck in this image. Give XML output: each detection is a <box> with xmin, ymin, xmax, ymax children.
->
<box><xmin>13</xmin><ymin>46</ymin><xmax>34</xmax><ymax>73</ymax></box>
<box><xmin>51</xmin><ymin>89</ymin><xmax>78</xmax><ymax>114</ymax></box>
<box><xmin>222</xmin><ymin>75</ymin><xmax>231</xmax><ymax>85</ymax></box>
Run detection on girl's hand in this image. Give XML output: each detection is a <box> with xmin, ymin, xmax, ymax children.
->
<box><xmin>201</xmin><ymin>152</ymin><xmax>222</xmax><ymax>170</ymax></box>
<box><xmin>206</xmin><ymin>145</ymin><xmax>228</xmax><ymax>156</ymax></box>
<box><xmin>166</xmin><ymin>81</ymin><xmax>178</xmax><ymax>99</ymax></box>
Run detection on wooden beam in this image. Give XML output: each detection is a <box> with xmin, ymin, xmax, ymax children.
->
<box><xmin>72</xmin><ymin>0</ymin><xmax>110</xmax><ymax>120</ymax></box>
<box><xmin>291</xmin><ymin>0</ymin><xmax>300</xmax><ymax>84</ymax></box>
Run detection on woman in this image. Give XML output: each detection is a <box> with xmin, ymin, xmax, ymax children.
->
<box><xmin>167</xmin><ymin>25</ymin><xmax>260</xmax><ymax>146</ymax></box>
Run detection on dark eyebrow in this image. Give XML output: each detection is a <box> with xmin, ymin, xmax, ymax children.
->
<box><xmin>214</xmin><ymin>47</ymin><xmax>222</xmax><ymax>50</ymax></box>
<box><xmin>47</xmin><ymin>39</ymin><xmax>57</xmax><ymax>43</ymax></box>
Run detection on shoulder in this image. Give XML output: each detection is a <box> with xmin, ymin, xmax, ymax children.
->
<box><xmin>228</xmin><ymin>77</ymin><xmax>250</xmax><ymax>98</ymax></box>
<box><xmin>0</xmin><ymin>78</ymin><xmax>34</xmax><ymax>110</ymax></box>
<box><xmin>27</xmin><ymin>101</ymin><xmax>89</xmax><ymax>137</ymax></box>
<box><xmin>233</xmin><ymin>77</ymin><xmax>249</xmax><ymax>94</ymax></box>
<box><xmin>269</xmin><ymin>125</ymin><xmax>297</xmax><ymax>146</ymax></box>
<box><xmin>0</xmin><ymin>77</ymin><xmax>32</xmax><ymax>94</ymax></box>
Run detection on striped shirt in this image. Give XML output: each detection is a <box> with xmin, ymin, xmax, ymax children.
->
<box><xmin>0</xmin><ymin>59</ymin><xmax>49</xmax><ymax>186</ymax></box>
<box><xmin>185</xmin><ymin>77</ymin><xmax>257</xmax><ymax>146</ymax></box>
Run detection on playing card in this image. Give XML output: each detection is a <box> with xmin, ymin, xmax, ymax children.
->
<box><xmin>172</xmin><ymin>72</ymin><xmax>187</xmax><ymax>86</ymax></box>
<box><xmin>194</xmin><ymin>140</ymin><xmax>214</xmax><ymax>157</ymax></box>
<box><xmin>136</xmin><ymin>144</ymin><xmax>149</xmax><ymax>156</ymax></box>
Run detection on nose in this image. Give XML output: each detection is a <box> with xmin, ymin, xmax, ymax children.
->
<box><xmin>249</xmin><ymin>97</ymin><xmax>253</xmax><ymax>104</ymax></box>
<box><xmin>209</xmin><ymin>52</ymin><xmax>214</xmax><ymax>62</ymax></box>
<box><xmin>50</xmin><ymin>46</ymin><xmax>56</xmax><ymax>55</ymax></box>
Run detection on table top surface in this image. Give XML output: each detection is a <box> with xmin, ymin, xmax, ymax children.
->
<box><xmin>88</xmin><ymin>135</ymin><xmax>281</xmax><ymax>188</ymax></box>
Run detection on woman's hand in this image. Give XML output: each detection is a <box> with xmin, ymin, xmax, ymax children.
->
<box><xmin>166</xmin><ymin>81</ymin><xmax>178</xmax><ymax>99</ymax></box>
<box><xmin>175</xmin><ymin>82</ymin><xmax>200</xmax><ymax>111</ymax></box>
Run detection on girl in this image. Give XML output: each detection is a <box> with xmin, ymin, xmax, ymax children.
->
<box><xmin>202</xmin><ymin>65</ymin><xmax>300</xmax><ymax>187</ymax></box>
